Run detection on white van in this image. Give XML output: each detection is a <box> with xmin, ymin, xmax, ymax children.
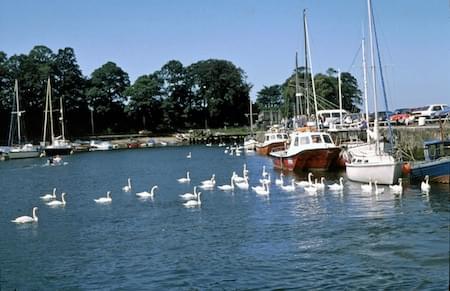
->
<box><xmin>317</xmin><ymin>109</ymin><xmax>349</xmax><ymax>128</ymax></box>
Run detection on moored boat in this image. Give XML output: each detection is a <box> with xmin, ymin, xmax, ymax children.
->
<box><xmin>408</xmin><ymin>140</ymin><xmax>450</xmax><ymax>184</ymax></box>
<box><xmin>255</xmin><ymin>126</ymin><xmax>289</xmax><ymax>155</ymax></box>
<box><xmin>269</xmin><ymin>129</ymin><xmax>340</xmax><ymax>171</ymax></box>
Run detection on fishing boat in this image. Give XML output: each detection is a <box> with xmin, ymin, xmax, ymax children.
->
<box><xmin>42</xmin><ymin>77</ymin><xmax>73</xmax><ymax>156</ymax></box>
<box><xmin>269</xmin><ymin>128</ymin><xmax>340</xmax><ymax>171</ymax></box>
<box><xmin>345</xmin><ymin>0</ymin><xmax>402</xmax><ymax>184</ymax></box>
<box><xmin>408</xmin><ymin>140</ymin><xmax>450</xmax><ymax>184</ymax></box>
<box><xmin>5</xmin><ymin>80</ymin><xmax>41</xmax><ymax>159</ymax></box>
<box><xmin>255</xmin><ymin>126</ymin><xmax>289</xmax><ymax>155</ymax></box>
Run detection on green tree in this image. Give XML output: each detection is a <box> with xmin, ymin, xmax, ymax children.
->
<box><xmin>256</xmin><ymin>85</ymin><xmax>283</xmax><ymax>110</ymax></box>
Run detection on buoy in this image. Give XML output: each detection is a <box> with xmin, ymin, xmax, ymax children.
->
<box><xmin>402</xmin><ymin>162</ymin><xmax>411</xmax><ymax>174</ymax></box>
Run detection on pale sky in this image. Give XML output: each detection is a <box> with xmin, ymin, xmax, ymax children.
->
<box><xmin>1</xmin><ymin>0</ymin><xmax>449</xmax><ymax>111</ymax></box>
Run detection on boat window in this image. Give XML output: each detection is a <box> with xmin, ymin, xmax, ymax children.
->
<box><xmin>332</xmin><ymin>112</ymin><xmax>341</xmax><ymax>118</ymax></box>
<box><xmin>311</xmin><ymin>135</ymin><xmax>321</xmax><ymax>143</ymax></box>
<box><xmin>322</xmin><ymin>134</ymin><xmax>333</xmax><ymax>144</ymax></box>
<box><xmin>364</xmin><ymin>160</ymin><xmax>368</xmax><ymax>163</ymax></box>
<box><xmin>266</xmin><ymin>136</ymin><xmax>270</xmax><ymax>141</ymax></box>
<box><xmin>294</xmin><ymin>137</ymin><xmax>299</xmax><ymax>147</ymax></box>
<box><xmin>277</xmin><ymin>134</ymin><xmax>283</xmax><ymax>139</ymax></box>
<box><xmin>300</xmin><ymin>136</ymin><xmax>309</xmax><ymax>144</ymax></box>
<box><xmin>429</xmin><ymin>145</ymin><xmax>436</xmax><ymax>160</ymax></box>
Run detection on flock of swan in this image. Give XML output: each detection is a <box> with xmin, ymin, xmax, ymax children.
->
<box><xmin>10</xmin><ymin>150</ymin><xmax>432</xmax><ymax>225</ymax></box>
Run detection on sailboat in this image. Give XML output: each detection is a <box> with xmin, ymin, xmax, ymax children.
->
<box><xmin>243</xmin><ymin>97</ymin><xmax>257</xmax><ymax>151</ymax></box>
<box><xmin>5</xmin><ymin>80</ymin><xmax>41</xmax><ymax>159</ymax></box>
<box><xmin>42</xmin><ymin>77</ymin><xmax>73</xmax><ymax>156</ymax></box>
<box><xmin>345</xmin><ymin>0</ymin><xmax>402</xmax><ymax>185</ymax></box>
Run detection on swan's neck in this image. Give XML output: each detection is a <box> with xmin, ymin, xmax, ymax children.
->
<box><xmin>53</xmin><ymin>189</ymin><xmax>56</xmax><ymax>197</ymax></box>
<box><xmin>187</xmin><ymin>172</ymin><xmax>190</xmax><ymax>179</ymax></box>
<box><xmin>62</xmin><ymin>194</ymin><xmax>66</xmax><ymax>204</ymax></box>
<box><xmin>32</xmin><ymin>208</ymin><xmax>37</xmax><ymax>219</ymax></box>
<box><xmin>128</xmin><ymin>179</ymin><xmax>131</xmax><ymax>188</ymax></box>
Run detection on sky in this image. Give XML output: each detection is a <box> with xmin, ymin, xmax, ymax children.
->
<box><xmin>1</xmin><ymin>0</ymin><xmax>449</xmax><ymax>111</ymax></box>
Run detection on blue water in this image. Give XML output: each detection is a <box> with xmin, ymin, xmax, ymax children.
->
<box><xmin>0</xmin><ymin>146</ymin><xmax>448</xmax><ymax>289</ymax></box>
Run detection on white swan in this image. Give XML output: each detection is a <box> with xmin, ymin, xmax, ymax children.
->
<box><xmin>122</xmin><ymin>178</ymin><xmax>132</xmax><ymax>192</ymax></box>
<box><xmin>218</xmin><ymin>176</ymin><xmax>235</xmax><ymax>191</ymax></box>
<box><xmin>374</xmin><ymin>181</ymin><xmax>385</xmax><ymax>195</ymax></box>
<box><xmin>233</xmin><ymin>170</ymin><xmax>248</xmax><ymax>183</ymax></box>
<box><xmin>275</xmin><ymin>173</ymin><xmax>284</xmax><ymax>186</ymax></box>
<box><xmin>186</xmin><ymin>152</ymin><xmax>191</xmax><ymax>159</ymax></box>
<box><xmin>296</xmin><ymin>172</ymin><xmax>313</xmax><ymax>187</ymax></box>
<box><xmin>180</xmin><ymin>186</ymin><xmax>198</xmax><ymax>200</ymax></box>
<box><xmin>328</xmin><ymin>177</ymin><xmax>344</xmax><ymax>191</ymax></box>
<box><xmin>235</xmin><ymin>177</ymin><xmax>249</xmax><ymax>190</ymax></box>
<box><xmin>40</xmin><ymin>188</ymin><xmax>57</xmax><ymax>200</ymax></box>
<box><xmin>389</xmin><ymin>178</ymin><xmax>403</xmax><ymax>194</ymax></box>
<box><xmin>177</xmin><ymin>171</ymin><xmax>191</xmax><ymax>183</ymax></box>
<box><xmin>314</xmin><ymin>177</ymin><xmax>326</xmax><ymax>191</ymax></box>
<box><xmin>259</xmin><ymin>174</ymin><xmax>271</xmax><ymax>185</ymax></box>
<box><xmin>281</xmin><ymin>179</ymin><xmax>296</xmax><ymax>192</ymax></box>
<box><xmin>253</xmin><ymin>182</ymin><xmax>269</xmax><ymax>195</ymax></box>
<box><xmin>361</xmin><ymin>180</ymin><xmax>373</xmax><ymax>192</ymax></box>
<box><xmin>304</xmin><ymin>184</ymin><xmax>318</xmax><ymax>195</ymax></box>
<box><xmin>46</xmin><ymin>192</ymin><xmax>66</xmax><ymax>207</ymax></box>
<box><xmin>136</xmin><ymin>185</ymin><xmax>158</xmax><ymax>198</ymax></box>
<box><xmin>11</xmin><ymin>207</ymin><xmax>38</xmax><ymax>224</ymax></box>
<box><xmin>184</xmin><ymin>192</ymin><xmax>202</xmax><ymax>207</ymax></box>
<box><xmin>94</xmin><ymin>191</ymin><xmax>112</xmax><ymax>203</ymax></box>
<box><xmin>200</xmin><ymin>174</ymin><xmax>215</xmax><ymax>189</ymax></box>
<box><xmin>421</xmin><ymin>175</ymin><xmax>431</xmax><ymax>192</ymax></box>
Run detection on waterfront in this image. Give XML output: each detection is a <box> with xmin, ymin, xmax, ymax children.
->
<box><xmin>0</xmin><ymin>146</ymin><xmax>448</xmax><ymax>289</ymax></box>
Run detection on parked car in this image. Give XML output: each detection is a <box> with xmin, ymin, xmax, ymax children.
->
<box><xmin>412</xmin><ymin>104</ymin><xmax>448</xmax><ymax>119</ymax></box>
<box><xmin>430</xmin><ymin>106</ymin><xmax>450</xmax><ymax>119</ymax></box>
<box><xmin>390</xmin><ymin>108</ymin><xmax>414</xmax><ymax>125</ymax></box>
<box><xmin>368</xmin><ymin>111</ymin><xmax>393</xmax><ymax>122</ymax></box>
<box><xmin>343</xmin><ymin>113</ymin><xmax>361</xmax><ymax>125</ymax></box>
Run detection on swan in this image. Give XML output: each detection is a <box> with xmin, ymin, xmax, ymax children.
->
<box><xmin>328</xmin><ymin>177</ymin><xmax>344</xmax><ymax>191</ymax></box>
<box><xmin>296</xmin><ymin>172</ymin><xmax>313</xmax><ymax>187</ymax></box>
<box><xmin>184</xmin><ymin>192</ymin><xmax>202</xmax><ymax>207</ymax></box>
<box><xmin>421</xmin><ymin>175</ymin><xmax>431</xmax><ymax>192</ymax></box>
<box><xmin>200</xmin><ymin>174</ymin><xmax>216</xmax><ymax>187</ymax></box>
<box><xmin>361</xmin><ymin>180</ymin><xmax>373</xmax><ymax>192</ymax></box>
<box><xmin>11</xmin><ymin>207</ymin><xmax>38</xmax><ymax>224</ymax></box>
<box><xmin>136</xmin><ymin>185</ymin><xmax>158</xmax><ymax>198</ymax></box>
<box><xmin>374</xmin><ymin>181</ymin><xmax>385</xmax><ymax>195</ymax></box>
<box><xmin>243</xmin><ymin>163</ymin><xmax>249</xmax><ymax>176</ymax></box>
<box><xmin>314</xmin><ymin>177</ymin><xmax>326</xmax><ymax>191</ymax></box>
<box><xmin>281</xmin><ymin>179</ymin><xmax>296</xmax><ymax>192</ymax></box>
<box><xmin>46</xmin><ymin>192</ymin><xmax>66</xmax><ymax>207</ymax></box>
<box><xmin>177</xmin><ymin>171</ymin><xmax>191</xmax><ymax>183</ymax></box>
<box><xmin>218</xmin><ymin>176</ymin><xmax>235</xmax><ymax>191</ymax></box>
<box><xmin>180</xmin><ymin>186</ymin><xmax>198</xmax><ymax>200</ymax></box>
<box><xmin>275</xmin><ymin>173</ymin><xmax>284</xmax><ymax>186</ymax></box>
<box><xmin>186</xmin><ymin>152</ymin><xmax>191</xmax><ymax>159</ymax></box>
<box><xmin>304</xmin><ymin>184</ymin><xmax>318</xmax><ymax>195</ymax></box>
<box><xmin>262</xmin><ymin>165</ymin><xmax>268</xmax><ymax>178</ymax></box>
<box><xmin>94</xmin><ymin>191</ymin><xmax>112</xmax><ymax>203</ymax></box>
<box><xmin>235</xmin><ymin>177</ymin><xmax>249</xmax><ymax>190</ymax></box>
<box><xmin>40</xmin><ymin>188</ymin><xmax>57</xmax><ymax>200</ymax></box>
<box><xmin>253</xmin><ymin>182</ymin><xmax>269</xmax><ymax>195</ymax></box>
<box><xmin>389</xmin><ymin>178</ymin><xmax>403</xmax><ymax>194</ymax></box>
<box><xmin>122</xmin><ymin>178</ymin><xmax>132</xmax><ymax>192</ymax></box>
<box><xmin>259</xmin><ymin>174</ymin><xmax>271</xmax><ymax>185</ymax></box>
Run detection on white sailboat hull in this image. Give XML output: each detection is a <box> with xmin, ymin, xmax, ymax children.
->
<box><xmin>8</xmin><ymin>150</ymin><xmax>41</xmax><ymax>159</ymax></box>
<box><xmin>346</xmin><ymin>156</ymin><xmax>402</xmax><ymax>185</ymax></box>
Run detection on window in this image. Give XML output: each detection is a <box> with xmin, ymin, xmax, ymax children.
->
<box><xmin>294</xmin><ymin>137</ymin><xmax>299</xmax><ymax>147</ymax></box>
<box><xmin>322</xmin><ymin>134</ymin><xmax>333</xmax><ymax>144</ymax></box>
<box><xmin>277</xmin><ymin>134</ymin><xmax>283</xmax><ymax>139</ymax></box>
<box><xmin>300</xmin><ymin>136</ymin><xmax>309</xmax><ymax>144</ymax></box>
<box><xmin>311</xmin><ymin>135</ymin><xmax>321</xmax><ymax>143</ymax></box>
<box><xmin>433</xmin><ymin>106</ymin><xmax>441</xmax><ymax>111</ymax></box>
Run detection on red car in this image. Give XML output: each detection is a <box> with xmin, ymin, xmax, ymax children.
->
<box><xmin>390</xmin><ymin>108</ymin><xmax>414</xmax><ymax>125</ymax></box>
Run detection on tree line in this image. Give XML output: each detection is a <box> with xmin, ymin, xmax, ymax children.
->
<box><xmin>0</xmin><ymin>45</ymin><xmax>362</xmax><ymax>142</ymax></box>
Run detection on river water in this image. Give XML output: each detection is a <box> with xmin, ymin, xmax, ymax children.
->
<box><xmin>0</xmin><ymin>146</ymin><xmax>448</xmax><ymax>289</ymax></box>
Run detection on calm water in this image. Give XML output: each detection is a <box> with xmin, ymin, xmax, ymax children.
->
<box><xmin>0</xmin><ymin>146</ymin><xmax>448</xmax><ymax>290</ymax></box>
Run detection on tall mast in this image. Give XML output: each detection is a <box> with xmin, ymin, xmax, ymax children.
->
<box><xmin>361</xmin><ymin>38</ymin><xmax>370</xmax><ymax>143</ymax></box>
<box><xmin>59</xmin><ymin>97</ymin><xmax>66</xmax><ymax>140</ymax></box>
<box><xmin>303</xmin><ymin>9</ymin><xmax>310</xmax><ymax>117</ymax></box>
<box><xmin>367</xmin><ymin>0</ymin><xmax>379</xmax><ymax>154</ymax></box>
<box><xmin>249</xmin><ymin>97</ymin><xmax>254</xmax><ymax>135</ymax></box>
<box><xmin>304</xmin><ymin>10</ymin><xmax>320</xmax><ymax>131</ymax></box>
<box><xmin>338</xmin><ymin>69</ymin><xmax>343</xmax><ymax>126</ymax></box>
<box><xmin>295</xmin><ymin>52</ymin><xmax>301</xmax><ymax>117</ymax></box>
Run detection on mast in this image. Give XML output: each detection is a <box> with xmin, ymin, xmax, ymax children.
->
<box><xmin>361</xmin><ymin>38</ymin><xmax>370</xmax><ymax>143</ymax></box>
<box><xmin>15</xmin><ymin>80</ymin><xmax>22</xmax><ymax>145</ymax></box>
<box><xmin>295</xmin><ymin>52</ymin><xmax>301</xmax><ymax>117</ymax></box>
<box><xmin>367</xmin><ymin>0</ymin><xmax>379</xmax><ymax>154</ymax></box>
<box><xmin>303</xmin><ymin>9</ymin><xmax>310</xmax><ymax>117</ymax></box>
<box><xmin>304</xmin><ymin>10</ymin><xmax>320</xmax><ymax>131</ymax></box>
<box><xmin>338</xmin><ymin>69</ymin><xmax>343</xmax><ymax>126</ymax></box>
<box><xmin>249</xmin><ymin>97</ymin><xmax>254</xmax><ymax>136</ymax></box>
<box><xmin>59</xmin><ymin>97</ymin><xmax>66</xmax><ymax>140</ymax></box>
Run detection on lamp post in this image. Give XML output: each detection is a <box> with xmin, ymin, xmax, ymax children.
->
<box><xmin>88</xmin><ymin>105</ymin><xmax>94</xmax><ymax>135</ymax></box>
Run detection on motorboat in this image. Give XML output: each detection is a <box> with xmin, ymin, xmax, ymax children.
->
<box><xmin>89</xmin><ymin>140</ymin><xmax>113</xmax><ymax>151</ymax></box>
<box><xmin>256</xmin><ymin>126</ymin><xmax>289</xmax><ymax>155</ymax></box>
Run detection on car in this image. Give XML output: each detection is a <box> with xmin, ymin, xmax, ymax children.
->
<box><xmin>390</xmin><ymin>108</ymin><xmax>414</xmax><ymax>125</ymax></box>
<box><xmin>343</xmin><ymin>113</ymin><xmax>361</xmax><ymax>125</ymax></box>
<box><xmin>412</xmin><ymin>104</ymin><xmax>448</xmax><ymax>119</ymax></box>
<box><xmin>431</xmin><ymin>106</ymin><xmax>450</xmax><ymax>119</ymax></box>
<box><xmin>368</xmin><ymin>111</ymin><xmax>393</xmax><ymax>123</ymax></box>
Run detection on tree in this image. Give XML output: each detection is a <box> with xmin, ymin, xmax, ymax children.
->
<box><xmin>256</xmin><ymin>85</ymin><xmax>283</xmax><ymax>110</ymax></box>
<box><xmin>125</xmin><ymin>73</ymin><xmax>163</xmax><ymax>130</ymax></box>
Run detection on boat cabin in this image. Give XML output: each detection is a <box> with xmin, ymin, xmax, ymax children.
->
<box><xmin>423</xmin><ymin>140</ymin><xmax>450</xmax><ymax>161</ymax></box>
